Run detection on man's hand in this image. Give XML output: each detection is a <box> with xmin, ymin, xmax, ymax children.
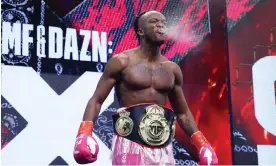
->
<box><xmin>73</xmin><ymin>121</ymin><xmax>99</xmax><ymax>164</ymax></box>
<box><xmin>191</xmin><ymin>131</ymin><xmax>218</xmax><ymax>165</ymax></box>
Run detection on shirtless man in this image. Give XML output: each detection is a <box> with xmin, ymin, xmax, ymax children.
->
<box><xmin>73</xmin><ymin>10</ymin><xmax>218</xmax><ymax>165</ymax></box>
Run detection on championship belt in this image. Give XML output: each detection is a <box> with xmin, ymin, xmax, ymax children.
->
<box><xmin>112</xmin><ymin>103</ymin><xmax>176</xmax><ymax>147</ymax></box>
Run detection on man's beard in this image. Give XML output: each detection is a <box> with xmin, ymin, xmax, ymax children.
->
<box><xmin>154</xmin><ymin>40</ymin><xmax>165</xmax><ymax>46</ymax></box>
<box><xmin>145</xmin><ymin>36</ymin><xmax>165</xmax><ymax>46</ymax></box>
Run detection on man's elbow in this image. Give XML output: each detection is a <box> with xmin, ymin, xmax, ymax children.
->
<box><xmin>175</xmin><ymin>108</ymin><xmax>190</xmax><ymax>119</ymax></box>
<box><xmin>176</xmin><ymin>112</ymin><xmax>187</xmax><ymax>120</ymax></box>
<box><xmin>89</xmin><ymin>96</ymin><xmax>103</xmax><ymax>108</ymax></box>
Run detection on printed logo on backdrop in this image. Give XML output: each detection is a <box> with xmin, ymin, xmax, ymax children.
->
<box><xmin>1</xmin><ymin>0</ymin><xmax>113</xmax><ymax>95</ymax></box>
<box><xmin>1</xmin><ymin>0</ymin><xmax>34</xmax><ymax>150</ymax></box>
<box><xmin>233</xmin><ymin>129</ymin><xmax>258</xmax><ymax>153</ymax></box>
<box><xmin>1</xmin><ymin>0</ymin><xmax>34</xmax><ymax>66</ymax></box>
<box><xmin>1</xmin><ymin>96</ymin><xmax>28</xmax><ymax>149</ymax></box>
<box><xmin>1</xmin><ymin>22</ymin><xmax>109</xmax><ymax>66</ymax></box>
<box><xmin>232</xmin><ymin>129</ymin><xmax>258</xmax><ymax>164</ymax></box>
<box><xmin>1</xmin><ymin>20</ymin><xmax>111</xmax><ymax>94</ymax></box>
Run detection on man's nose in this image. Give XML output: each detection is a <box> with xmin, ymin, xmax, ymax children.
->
<box><xmin>156</xmin><ymin>22</ymin><xmax>164</xmax><ymax>28</ymax></box>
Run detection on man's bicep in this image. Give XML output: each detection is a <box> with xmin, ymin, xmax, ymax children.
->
<box><xmin>169</xmin><ymin>85</ymin><xmax>189</xmax><ymax>114</ymax></box>
<box><xmin>91</xmin><ymin>56</ymin><xmax>122</xmax><ymax>103</ymax></box>
<box><xmin>92</xmin><ymin>74</ymin><xmax>116</xmax><ymax>104</ymax></box>
<box><xmin>90</xmin><ymin>54</ymin><xmax>127</xmax><ymax>105</ymax></box>
<box><xmin>169</xmin><ymin>64</ymin><xmax>189</xmax><ymax>115</ymax></box>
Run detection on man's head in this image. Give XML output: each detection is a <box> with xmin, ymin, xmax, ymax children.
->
<box><xmin>134</xmin><ymin>10</ymin><xmax>167</xmax><ymax>46</ymax></box>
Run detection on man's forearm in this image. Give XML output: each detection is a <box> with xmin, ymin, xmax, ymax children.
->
<box><xmin>177</xmin><ymin>111</ymin><xmax>218</xmax><ymax>164</ymax></box>
<box><xmin>177</xmin><ymin>111</ymin><xmax>199</xmax><ymax>137</ymax></box>
<box><xmin>82</xmin><ymin>97</ymin><xmax>102</xmax><ymax>122</ymax></box>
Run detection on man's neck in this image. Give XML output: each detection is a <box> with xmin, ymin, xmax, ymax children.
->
<box><xmin>139</xmin><ymin>42</ymin><xmax>161</xmax><ymax>61</ymax></box>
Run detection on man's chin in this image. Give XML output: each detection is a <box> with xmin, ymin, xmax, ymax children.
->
<box><xmin>154</xmin><ymin>40</ymin><xmax>165</xmax><ymax>46</ymax></box>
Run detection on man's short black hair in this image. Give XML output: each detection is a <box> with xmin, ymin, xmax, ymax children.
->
<box><xmin>133</xmin><ymin>10</ymin><xmax>151</xmax><ymax>35</ymax></box>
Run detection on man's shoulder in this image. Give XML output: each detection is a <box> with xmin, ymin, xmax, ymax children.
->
<box><xmin>161</xmin><ymin>60</ymin><xmax>182</xmax><ymax>78</ymax></box>
<box><xmin>161</xmin><ymin>59</ymin><xmax>179</xmax><ymax>69</ymax></box>
<box><xmin>110</xmin><ymin>49</ymin><xmax>137</xmax><ymax>67</ymax></box>
<box><xmin>113</xmin><ymin>48</ymin><xmax>137</xmax><ymax>59</ymax></box>
<box><xmin>121</xmin><ymin>48</ymin><xmax>138</xmax><ymax>55</ymax></box>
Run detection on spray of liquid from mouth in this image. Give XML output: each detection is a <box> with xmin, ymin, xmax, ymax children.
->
<box><xmin>165</xmin><ymin>20</ymin><xmax>196</xmax><ymax>43</ymax></box>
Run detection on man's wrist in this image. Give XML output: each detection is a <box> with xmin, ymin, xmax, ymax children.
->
<box><xmin>77</xmin><ymin>121</ymin><xmax>94</xmax><ymax>136</ymax></box>
<box><xmin>190</xmin><ymin>131</ymin><xmax>209</xmax><ymax>150</ymax></box>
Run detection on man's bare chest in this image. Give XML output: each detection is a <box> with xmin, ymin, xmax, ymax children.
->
<box><xmin>122</xmin><ymin>61</ymin><xmax>175</xmax><ymax>91</ymax></box>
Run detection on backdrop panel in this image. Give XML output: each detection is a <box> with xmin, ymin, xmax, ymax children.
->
<box><xmin>227</xmin><ymin>0</ymin><xmax>276</xmax><ymax>165</ymax></box>
<box><xmin>1</xmin><ymin>0</ymin><xmax>233</xmax><ymax>165</ymax></box>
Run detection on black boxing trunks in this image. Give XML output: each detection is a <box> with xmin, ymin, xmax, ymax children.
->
<box><xmin>112</xmin><ymin>103</ymin><xmax>176</xmax><ymax>147</ymax></box>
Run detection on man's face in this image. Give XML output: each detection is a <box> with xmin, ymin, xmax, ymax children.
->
<box><xmin>139</xmin><ymin>11</ymin><xmax>167</xmax><ymax>45</ymax></box>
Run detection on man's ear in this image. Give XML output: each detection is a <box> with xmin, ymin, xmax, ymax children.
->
<box><xmin>137</xmin><ymin>28</ymin><xmax>144</xmax><ymax>36</ymax></box>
